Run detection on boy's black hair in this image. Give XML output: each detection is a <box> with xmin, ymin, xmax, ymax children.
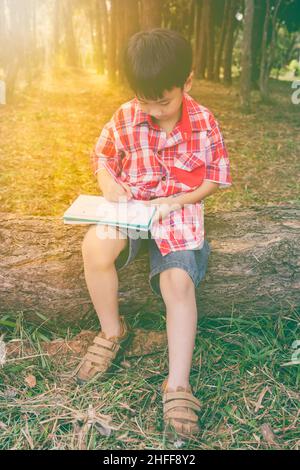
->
<box><xmin>123</xmin><ymin>28</ymin><xmax>193</xmax><ymax>101</ymax></box>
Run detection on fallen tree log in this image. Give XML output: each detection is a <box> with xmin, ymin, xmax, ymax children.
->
<box><xmin>0</xmin><ymin>205</ymin><xmax>299</xmax><ymax>323</ymax></box>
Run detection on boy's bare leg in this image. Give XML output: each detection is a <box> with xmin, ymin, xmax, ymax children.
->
<box><xmin>81</xmin><ymin>224</ymin><xmax>127</xmax><ymax>338</ymax></box>
<box><xmin>159</xmin><ymin>268</ymin><xmax>198</xmax><ymax>390</ymax></box>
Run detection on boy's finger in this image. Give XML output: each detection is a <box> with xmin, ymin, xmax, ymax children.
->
<box><xmin>122</xmin><ymin>183</ymin><xmax>133</xmax><ymax>199</ymax></box>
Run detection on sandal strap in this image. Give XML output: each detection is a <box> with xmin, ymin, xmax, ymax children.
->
<box><xmin>93</xmin><ymin>336</ymin><xmax>119</xmax><ymax>350</ymax></box>
<box><xmin>163</xmin><ymin>399</ymin><xmax>201</xmax><ymax>414</ymax></box>
<box><xmin>85</xmin><ymin>352</ymin><xmax>113</xmax><ymax>365</ymax></box>
<box><xmin>92</xmin><ymin>316</ymin><xmax>128</xmax><ymax>351</ymax></box>
<box><xmin>163</xmin><ymin>391</ymin><xmax>201</xmax><ymax>407</ymax></box>
<box><xmin>87</xmin><ymin>345</ymin><xmax>118</xmax><ymax>358</ymax></box>
<box><xmin>164</xmin><ymin>410</ymin><xmax>199</xmax><ymax>422</ymax></box>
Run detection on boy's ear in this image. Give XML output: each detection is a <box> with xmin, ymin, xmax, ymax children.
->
<box><xmin>184</xmin><ymin>71</ymin><xmax>194</xmax><ymax>92</ymax></box>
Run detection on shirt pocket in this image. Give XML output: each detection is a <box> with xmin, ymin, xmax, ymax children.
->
<box><xmin>172</xmin><ymin>152</ymin><xmax>206</xmax><ymax>188</ymax></box>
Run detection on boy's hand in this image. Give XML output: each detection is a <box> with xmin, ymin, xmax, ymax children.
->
<box><xmin>102</xmin><ymin>179</ymin><xmax>133</xmax><ymax>202</ymax></box>
<box><xmin>97</xmin><ymin>170</ymin><xmax>133</xmax><ymax>202</ymax></box>
<box><xmin>144</xmin><ymin>196</ymin><xmax>181</xmax><ymax>223</ymax></box>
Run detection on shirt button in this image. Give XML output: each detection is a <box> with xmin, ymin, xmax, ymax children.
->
<box><xmin>162</xmin><ymin>176</ymin><xmax>166</xmax><ymax>181</ymax></box>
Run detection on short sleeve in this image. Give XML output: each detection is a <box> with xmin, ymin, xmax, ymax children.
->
<box><xmin>90</xmin><ymin>122</ymin><xmax>122</xmax><ymax>178</ymax></box>
<box><xmin>204</xmin><ymin>114</ymin><xmax>232</xmax><ymax>189</ymax></box>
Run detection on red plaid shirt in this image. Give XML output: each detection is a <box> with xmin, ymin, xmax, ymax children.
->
<box><xmin>91</xmin><ymin>92</ymin><xmax>232</xmax><ymax>256</ymax></box>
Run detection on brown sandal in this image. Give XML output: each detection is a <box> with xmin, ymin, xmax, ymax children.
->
<box><xmin>161</xmin><ymin>379</ymin><xmax>201</xmax><ymax>440</ymax></box>
<box><xmin>76</xmin><ymin>315</ymin><xmax>133</xmax><ymax>384</ymax></box>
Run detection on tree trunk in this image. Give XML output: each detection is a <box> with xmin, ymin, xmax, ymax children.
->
<box><xmin>259</xmin><ymin>0</ymin><xmax>282</xmax><ymax>101</ymax></box>
<box><xmin>117</xmin><ymin>0</ymin><xmax>140</xmax><ymax>82</ymax></box>
<box><xmin>251</xmin><ymin>0</ymin><xmax>266</xmax><ymax>89</ymax></box>
<box><xmin>0</xmin><ymin>0</ymin><xmax>8</xmax><ymax>70</ymax></box>
<box><xmin>193</xmin><ymin>0</ymin><xmax>202</xmax><ymax>74</ymax></box>
<box><xmin>52</xmin><ymin>0</ymin><xmax>61</xmax><ymax>67</ymax></box>
<box><xmin>187</xmin><ymin>0</ymin><xmax>195</xmax><ymax>42</ymax></box>
<box><xmin>206</xmin><ymin>0</ymin><xmax>216</xmax><ymax>81</ymax></box>
<box><xmin>125</xmin><ymin>0</ymin><xmax>140</xmax><ymax>38</ymax></box>
<box><xmin>195</xmin><ymin>0</ymin><xmax>208</xmax><ymax>79</ymax></box>
<box><xmin>1</xmin><ymin>206</ymin><xmax>299</xmax><ymax>324</ymax></box>
<box><xmin>240</xmin><ymin>0</ymin><xmax>255</xmax><ymax>112</ymax></box>
<box><xmin>214</xmin><ymin>0</ymin><xmax>230</xmax><ymax>82</ymax></box>
<box><xmin>4</xmin><ymin>0</ymin><xmax>24</xmax><ymax>101</ymax></box>
<box><xmin>92</xmin><ymin>0</ymin><xmax>105</xmax><ymax>74</ymax></box>
<box><xmin>62</xmin><ymin>0</ymin><xmax>79</xmax><ymax>68</ymax></box>
<box><xmin>140</xmin><ymin>0</ymin><xmax>162</xmax><ymax>30</ymax></box>
<box><xmin>107</xmin><ymin>0</ymin><xmax>117</xmax><ymax>82</ymax></box>
<box><xmin>223</xmin><ymin>0</ymin><xmax>237</xmax><ymax>85</ymax></box>
<box><xmin>99</xmin><ymin>0</ymin><xmax>109</xmax><ymax>71</ymax></box>
<box><xmin>259</xmin><ymin>0</ymin><xmax>271</xmax><ymax>100</ymax></box>
<box><xmin>116</xmin><ymin>0</ymin><xmax>126</xmax><ymax>81</ymax></box>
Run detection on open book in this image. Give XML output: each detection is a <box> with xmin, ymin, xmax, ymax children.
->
<box><xmin>63</xmin><ymin>195</ymin><xmax>157</xmax><ymax>231</ymax></box>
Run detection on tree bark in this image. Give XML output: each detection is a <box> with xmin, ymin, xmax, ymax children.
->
<box><xmin>108</xmin><ymin>0</ymin><xmax>117</xmax><ymax>82</ymax></box>
<box><xmin>193</xmin><ymin>0</ymin><xmax>202</xmax><ymax>74</ymax></box>
<box><xmin>240</xmin><ymin>0</ymin><xmax>255</xmax><ymax>112</ymax></box>
<box><xmin>214</xmin><ymin>0</ymin><xmax>230</xmax><ymax>81</ymax></box>
<box><xmin>1</xmin><ymin>206</ymin><xmax>299</xmax><ymax>324</ymax></box>
<box><xmin>259</xmin><ymin>0</ymin><xmax>271</xmax><ymax>100</ymax></box>
<box><xmin>259</xmin><ymin>0</ymin><xmax>282</xmax><ymax>101</ymax></box>
<box><xmin>91</xmin><ymin>0</ymin><xmax>105</xmax><ymax>74</ymax></box>
<box><xmin>206</xmin><ymin>0</ymin><xmax>216</xmax><ymax>81</ymax></box>
<box><xmin>62</xmin><ymin>0</ymin><xmax>79</xmax><ymax>68</ymax></box>
<box><xmin>0</xmin><ymin>0</ymin><xmax>6</xmax><ymax>86</ymax></box>
<box><xmin>4</xmin><ymin>0</ymin><xmax>25</xmax><ymax>101</ymax></box>
<box><xmin>187</xmin><ymin>0</ymin><xmax>195</xmax><ymax>42</ymax></box>
<box><xmin>140</xmin><ymin>0</ymin><xmax>162</xmax><ymax>30</ymax></box>
<box><xmin>117</xmin><ymin>0</ymin><xmax>140</xmax><ymax>82</ymax></box>
<box><xmin>124</xmin><ymin>0</ymin><xmax>140</xmax><ymax>38</ymax></box>
<box><xmin>52</xmin><ymin>0</ymin><xmax>61</xmax><ymax>66</ymax></box>
<box><xmin>223</xmin><ymin>0</ymin><xmax>237</xmax><ymax>85</ymax></box>
<box><xmin>251</xmin><ymin>0</ymin><xmax>266</xmax><ymax>89</ymax></box>
<box><xmin>195</xmin><ymin>0</ymin><xmax>207</xmax><ymax>79</ymax></box>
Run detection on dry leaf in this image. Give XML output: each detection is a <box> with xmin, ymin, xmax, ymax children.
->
<box><xmin>120</xmin><ymin>360</ymin><xmax>131</xmax><ymax>369</ymax></box>
<box><xmin>261</xmin><ymin>423</ymin><xmax>277</xmax><ymax>446</ymax></box>
<box><xmin>24</xmin><ymin>374</ymin><xmax>36</xmax><ymax>388</ymax></box>
<box><xmin>255</xmin><ymin>386</ymin><xmax>270</xmax><ymax>413</ymax></box>
<box><xmin>0</xmin><ymin>335</ymin><xmax>6</xmax><ymax>366</ymax></box>
<box><xmin>73</xmin><ymin>404</ymin><xmax>114</xmax><ymax>449</ymax></box>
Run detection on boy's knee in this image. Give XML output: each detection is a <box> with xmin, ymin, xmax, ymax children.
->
<box><xmin>81</xmin><ymin>225</ymin><xmax>127</xmax><ymax>268</ymax></box>
<box><xmin>160</xmin><ymin>268</ymin><xmax>194</xmax><ymax>302</ymax></box>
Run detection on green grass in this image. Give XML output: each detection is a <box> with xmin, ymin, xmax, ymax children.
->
<box><xmin>0</xmin><ymin>68</ymin><xmax>299</xmax><ymax>450</ymax></box>
<box><xmin>0</xmin><ymin>307</ymin><xmax>299</xmax><ymax>450</ymax></box>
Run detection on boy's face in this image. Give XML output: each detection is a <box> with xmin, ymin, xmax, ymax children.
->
<box><xmin>136</xmin><ymin>72</ymin><xmax>193</xmax><ymax>123</ymax></box>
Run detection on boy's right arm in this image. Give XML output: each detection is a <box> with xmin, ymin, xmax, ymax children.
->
<box><xmin>96</xmin><ymin>168</ymin><xmax>132</xmax><ymax>202</ymax></box>
<box><xmin>92</xmin><ymin>118</ymin><xmax>132</xmax><ymax>202</ymax></box>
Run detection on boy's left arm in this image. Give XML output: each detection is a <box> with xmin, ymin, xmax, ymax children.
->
<box><xmin>146</xmin><ymin>114</ymin><xmax>232</xmax><ymax>217</ymax></box>
<box><xmin>145</xmin><ymin>181</ymin><xmax>218</xmax><ymax>221</ymax></box>
<box><xmin>146</xmin><ymin>179</ymin><xmax>218</xmax><ymax>206</ymax></box>
<box><xmin>168</xmin><ymin>180</ymin><xmax>219</xmax><ymax>208</ymax></box>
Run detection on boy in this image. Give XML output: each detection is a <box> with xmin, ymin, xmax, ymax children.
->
<box><xmin>76</xmin><ymin>29</ymin><xmax>232</xmax><ymax>440</ymax></box>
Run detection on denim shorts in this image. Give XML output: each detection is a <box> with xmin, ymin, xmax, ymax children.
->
<box><xmin>115</xmin><ymin>228</ymin><xmax>211</xmax><ymax>298</ymax></box>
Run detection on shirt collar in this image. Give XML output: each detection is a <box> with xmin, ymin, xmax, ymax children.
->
<box><xmin>132</xmin><ymin>92</ymin><xmax>211</xmax><ymax>135</ymax></box>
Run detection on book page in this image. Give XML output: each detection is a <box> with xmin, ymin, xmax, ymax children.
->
<box><xmin>63</xmin><ymin>195</ymin><xmax>156</xmax><ymax>230</ymax></box>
